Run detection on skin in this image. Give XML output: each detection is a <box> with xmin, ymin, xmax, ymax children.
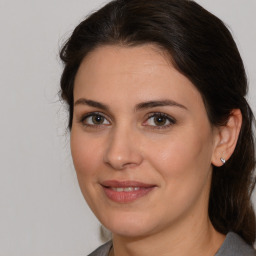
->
<box><xmin>70</xmin><ymin>45</ymin><xmax>236</xmax><ymax>255</ymax></box>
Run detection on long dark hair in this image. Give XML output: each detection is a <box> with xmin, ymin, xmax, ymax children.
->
<box><xmin>59</xmin><ymin>0</ymin><xmax>256</xmax><ymax>245</ymax></box>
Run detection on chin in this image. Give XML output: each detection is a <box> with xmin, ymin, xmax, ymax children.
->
<box><xmin>98</xmin><ymin>210</ymin><xmax>160</xmax><ymax>238</ymax></box>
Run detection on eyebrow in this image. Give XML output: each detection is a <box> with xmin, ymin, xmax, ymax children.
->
<box><xmin>74</xmin><ymin>98</ymin><xmax>187</xmax><ymax>111</ymax></box>
<box><xmin>74</xmin><ymin>98</ymin><xmax>109</xmax><ymax>111</ymax></box>
<box><xmin>135</xmin><ymin>100</ymin><xmax>187</xmax><ymax>111</ymax></box>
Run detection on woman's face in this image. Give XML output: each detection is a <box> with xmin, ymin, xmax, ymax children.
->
<box><xmin>71</xmin><ymin>45</ymin><xmax>219</xmax><ymax>238</ymax></box>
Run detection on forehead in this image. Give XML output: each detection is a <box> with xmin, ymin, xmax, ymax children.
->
<box><xmin>73</xmin><ymin>44</ymin><xmax>204</xmax><ymax>112</ymax></box>
<box><xmin>76</xmin><ymin>44</ymin><xmax>172</xmax><ymax>81</ymax></box>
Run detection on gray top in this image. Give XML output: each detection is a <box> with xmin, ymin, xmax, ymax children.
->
<box><xmin>88</xmin><ymin>232</ymin><xmax>256</xmax><ymax>256</ymax></box>
<box><xmin>215</xmin><ymin>232</ymin><xmax>256</xmax><ymax>256</ymax></box>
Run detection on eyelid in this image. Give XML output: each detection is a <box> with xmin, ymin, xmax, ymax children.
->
<box><xmin>80</xmin><ymin>111</ymin><xmax>111</xmax><ymax>126</ymax></box>
<box><xmin>143</xmin><ymin>112</ymin><xmax>176</xmax><ymax>128</ymax></box>
<box><xmin>77</xmin><ymin>111</ymin><xmax>176</xmax><ymax>130</ymax></box>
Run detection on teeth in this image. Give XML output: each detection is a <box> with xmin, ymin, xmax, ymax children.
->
<box><xmin>111</xmin><ymin>187</ymin><xmax>140</xmax><ymax>192</ymax></box>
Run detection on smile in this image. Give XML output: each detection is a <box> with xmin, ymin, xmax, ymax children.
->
<box><xmin>101</xmin><ymin>180</ymin><xmax>156</xmax><ymax>203</ymax></box>
<box><xmin>111</xmin><ymin>187</ymin><xmax>140</xmax><ymax>192</ymax></box>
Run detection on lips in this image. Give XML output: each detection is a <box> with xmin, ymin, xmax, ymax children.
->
<box><xmin>101</xmin><ymin>180</ymin><xmax>156</xmax><ymax>203</ymax></box>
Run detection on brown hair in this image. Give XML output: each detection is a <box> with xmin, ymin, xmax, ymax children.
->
<box><xmin>59</xmin><ymin>0</ymin><xmax>256</xmax><ymax>244</ymax></box>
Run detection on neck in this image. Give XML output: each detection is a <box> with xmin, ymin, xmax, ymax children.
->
<box><xmin>110</xmin><ymin>216</ymin><xmax>225</xmax><ymax>256</ymax></box>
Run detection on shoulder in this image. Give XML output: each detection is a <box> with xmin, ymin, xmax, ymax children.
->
<box><xmin>87</xmin><ymin>233</ymin><xmax>256</xmax><ymax>256</ymax></box>
<box><xmin>87</xmin><ymin>240</ymin><xmax>112</xmax><ymax>256</ymax></box>
<box><xmin>215</xmin><ymin>232</ymin><xmax>256</xmax><ymax>256</ymax></box>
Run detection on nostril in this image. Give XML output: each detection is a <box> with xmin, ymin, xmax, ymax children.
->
<box><xmin>104</xmin><ymin>157</ymin><xmax>142</xmax><ymax>170</ymax></box>
<box><xmin>103</xmin><ymin>134</ymin><xmax>143</xmax><ymax>170</ymax></box>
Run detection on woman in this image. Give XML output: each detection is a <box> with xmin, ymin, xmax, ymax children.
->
<box><xmin>59</xmin><ymin>0</ymin><xmax>256</xmax><ymax>255</ymax></box>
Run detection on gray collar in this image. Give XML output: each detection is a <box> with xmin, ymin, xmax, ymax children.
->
<box><xmin>88</xmin><ymin>232</ymin><xmax>256</xmax><ymax>256</ymax></box>
<box><xmin>215</xmin><ymin>232</ymin><xmax>256</xmax><ymax>256</ymax></box>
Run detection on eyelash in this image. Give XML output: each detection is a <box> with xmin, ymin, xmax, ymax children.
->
<box><xmin>143</xmin><ymin>112</ymin><xmax>176</xmax><ymax>129</ymax></box>
<box><xmin>80</xmin><ymin>112</ymin><xmax>110</xmax><ymax>128</ymax></box>
<box><xmin>79</xmin><ymin>112</ymin><xmax>176</xmax><ymax>129</ymax></box>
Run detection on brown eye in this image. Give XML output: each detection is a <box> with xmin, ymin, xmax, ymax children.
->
<box><xmin>144</xmin><ymin>113</ymin><xmax>176</xmax><ymax>128</ymax></box>
<box><xmin>153</xmin><ymin>116</ymin><xmax>168</xmax><ymax>126</ymax></box>
<box><xmin>81</xmin><ymin>113</ymin><xmax>110</xmax><ymax>126</ymax></box>
<box><xmin>92</xmin><ymin>115</ymin><xmax>105</xmax><ymax>124</ymax></box>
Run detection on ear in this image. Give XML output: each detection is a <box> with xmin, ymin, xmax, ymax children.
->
<box><xmin>211</xmin><ymin>109</ymin><xmax>242</xmax><ymax>167</ymax></box>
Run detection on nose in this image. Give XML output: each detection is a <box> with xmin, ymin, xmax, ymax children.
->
<box><xmin>103</xmin><ymin>126</ymin><xmax>143</xmax><ymax>170</ymax></box>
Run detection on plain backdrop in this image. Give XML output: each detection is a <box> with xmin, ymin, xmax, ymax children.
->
<box><xmin>0</xmin><ymin>1</ymin><xmax>255</xmax><ymax>255</ymax></box>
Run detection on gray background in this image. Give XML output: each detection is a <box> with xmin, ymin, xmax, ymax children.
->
<box><xmin>0</xmin><ymin>1</ymin><xmax>255</xmax><ymax>255</ymax></box>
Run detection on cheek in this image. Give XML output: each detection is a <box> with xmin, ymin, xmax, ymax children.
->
<box><xmin>70</xmin><ymin>129</ymin><xmax>102</xmax><ymax>179</ymax></box>
<box><xmin>147</xmin><ymin>127</ymin><xmax>214</xmax><ymax>184</ymax></box>
<box><xmin>145</xmin><ymin>131</ymin><xmax>214</xmax><ymax>219</ymax></box>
